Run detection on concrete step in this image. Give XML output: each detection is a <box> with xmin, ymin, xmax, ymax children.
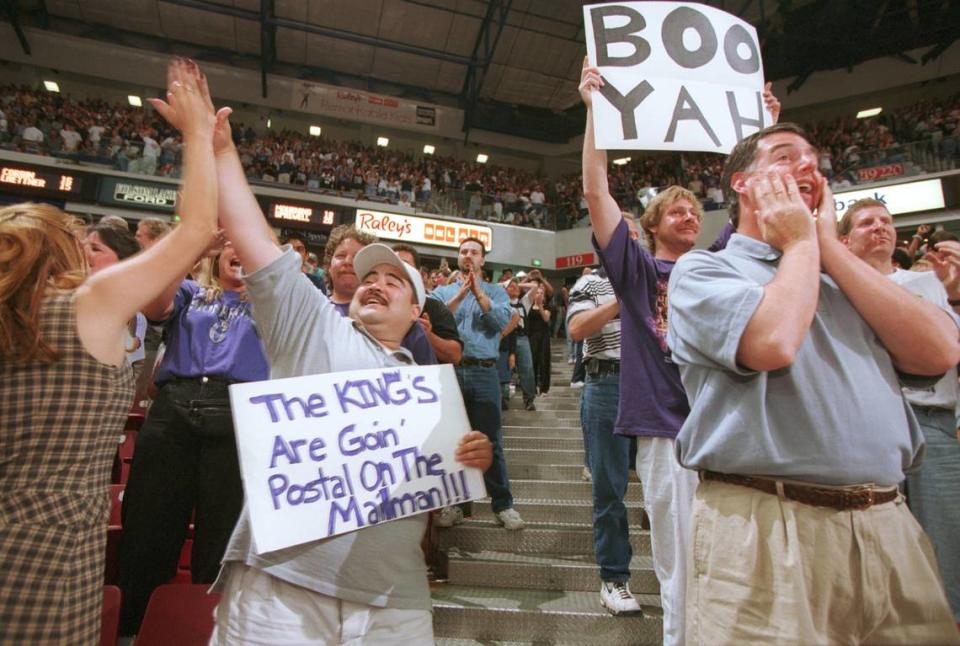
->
<box><xmin>503</xmin><ymin>411</ymin><xmax>580</xmax><ymax>425</ymax></box>
<box><xmin>501</xmin><ymin>401</ymin><xmax>580</xmax><ymax>414</ymax></box>
<box><xmin>471</xmin><ymin>498</ymin><xmax>648</xmax><ymax>527</ymax></box>
<box><xmin>505</xmin><ymin>463</ymin><xmax>588</xmax><ymax>480</ymax></box>
<box><xmin>502</xmin><ymin>425</ymin><xmax>583</xmax><ymax>439</ymax></box>
<box><xmin>511</xmin><ymin>400</ymin><xmax>580</xmax><ymax>411</ymax></box>
<box><xmin>435</xmin><ymin>640</ymin><xmax>535</xmax><ymax>646</ymax></box>
<box><xmin>437</xmin><ymin>520</ymin><xmax>650</xmax><ymax>556</ymax></box>
<box><xmin>502</xmin><ymin>436</ymin><xmax>584</xmax><ymax>451</ymax></box>
<box><xmin>504</xmin><ymin>447</ymin><xmax>584</xmax><ymax>465</ymax></box>
<box><xmin>445</xmin><ymin>549</ymin><xmax>659</xmax><ymax>594</ymax></box>
<box><xmin>505</xmin><ymin>462</ymin><xmax>638</xmax><ymax>483</ymax></box>
<box><xmin>506</xmin><ymin>479</ymin><xmax>641</xmax><ymax>502</ymax></box>
<box><xmin>432</xmin><ymin>585</ymin><xmax>662</xmax><ymax>645</ymax></box>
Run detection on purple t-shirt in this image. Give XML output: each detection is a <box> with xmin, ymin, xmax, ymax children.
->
<box><xmin>593</xmin><ymin>219</ymin><xmax>689</xmax><ymax>438</ymax></box>
<box><xmin>332</xmin><ymin>301</ymin><xmax>437</xmax><ymax>366</ymax></box>
<box><xmin>153</xmin><ymin>280</ymin><xmax>269</xmax><ymax>385</ymax></box>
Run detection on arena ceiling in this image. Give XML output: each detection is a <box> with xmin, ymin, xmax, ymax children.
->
<box><xmin>3</xmin><ymin>0</ymin><xmax>959</xmax><ymax>142</ymax></box>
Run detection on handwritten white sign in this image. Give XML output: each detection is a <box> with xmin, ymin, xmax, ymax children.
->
<box><xmin>229</xmin><ymin>364</ymin><xmax>485</xmax><ymax>554</ymax></box>
<box><xmin>583</xmin><ymin>1</ymin><xmax>771</xmax><ymax>153</ymax></box>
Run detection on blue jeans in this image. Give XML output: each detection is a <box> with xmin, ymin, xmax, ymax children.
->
<box><xmin>905</xmin><ymin>406</ymin><xmax>960</xmax><ymax>621</ymax></box>
<box><xmin>581</xmin><ymin>371</ymin><xmax>632</xmax><ymax>582</ymax></box>
<box><xmin>455</xmin><ymin>364</ymin><xmax>513</xmax><ymax>513</ymax></box>
<box><xmin>514</xmin><ymin>336</ymin><xmax>536</xmax><ymax>401</ymax></box>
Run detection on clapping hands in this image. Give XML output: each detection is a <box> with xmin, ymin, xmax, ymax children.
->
<box><xmin>926</xmin><ymin>240</ymin><xmax>960</xmax><ymax>301</ymax></box>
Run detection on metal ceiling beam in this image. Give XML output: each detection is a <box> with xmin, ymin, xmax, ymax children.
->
<box><xmin>460</xmin><ymin>0</ymin><xmax>513</xmax><ymax>141</ymax></box>
<box><xmin>259</xmin><ymin>0</ymin><xmax>275</xmax><ymax>98</ymax></box>
<box><xmin>400</xmin><ymin>0</ymin><xmax>581</xmax><ymax>43</ymax></box>
<box><xmin>786</xmin><ymin>69</ymin><xmax>811</xmax><ymax>93</ymax></box>
<box><xmin>893</xmin><ymin>52</ymin><xmax>918</xmax><ymax>64</ymax></box>
<box><xmin>921</xmin><ymin>39</ymin><xmax>955</xmax><ymax>64</ymax></box>
<box><xmin>160</xmin><ymin>0</ymin><xmax>473</xmax><ymax>66</ymax></box>
<box><xmin>1</xmin><ymin>0</ymin><xmax>32</xmax><ymax>55</ymax></box>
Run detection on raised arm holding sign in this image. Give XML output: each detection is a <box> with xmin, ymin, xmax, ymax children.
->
<box><xmin>583</xmin><ymin>1</ymin><xmax>773</xmax><ymax>152</ymax></box>
<box><xmin>185</xmin><ymin>57</ymin><xmax>492</xmax><ymax>644</ymax></box>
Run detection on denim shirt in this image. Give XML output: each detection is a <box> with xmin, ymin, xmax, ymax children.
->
<box><xmin>433</xmin><ymin>278</ymin><xmax>512</xmax><ymax>360</ymax></box>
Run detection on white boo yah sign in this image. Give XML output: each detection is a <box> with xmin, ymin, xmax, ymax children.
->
<box><xmin>583</xmin><ymin>1</ymin><xmax>772</xmax><ymax>153</ymax></box>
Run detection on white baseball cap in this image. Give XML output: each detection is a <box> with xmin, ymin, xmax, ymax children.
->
<box><xmin>352</xmin><ymin>243</ymin><xmax>426</xmax><ymax>308</ymax></box>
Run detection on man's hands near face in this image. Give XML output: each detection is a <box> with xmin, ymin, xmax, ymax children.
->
<box><xmin>750</xmin><ymin>173</ymin><xmax>816</xmax><ymax>252</ymax></box>
<box><xmin>814</xmin><ymin>178</ymin><xmax>839</xmax><ymax>247</ymax></box>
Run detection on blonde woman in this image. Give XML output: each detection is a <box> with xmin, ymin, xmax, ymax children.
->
<box><xmin>117</xmin><ymin>237</ymin><xmax>269</xmax><ymax>636</ymax></box>
<box><xmin>0</xmin><ymin>58</ymin><xmax>218</xmax><ymax>644</ymax></box>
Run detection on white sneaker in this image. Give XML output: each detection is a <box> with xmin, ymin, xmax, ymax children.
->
<box><xmin>600</xmin><ymin>581</ymin><xmax>642</xmax><ymax>615</ymax></box>
<box><xmin>581</xmin><ymin>466</ymin><xmax>592</xmax><ymax>482</ymax></box>
<box><xmin>570</xmin><ymin>381</ymin><xmax>585</xmax><ymax>390</ymax></box>
<box><xmin>495</xmin><ymin>508</ymin><xmax>525</xmax><ymax>530</ymax></box>
<box><xmin>434</xmin><ymin>506</ymin><xmax>464</xmax><ymax>528</ymax></box>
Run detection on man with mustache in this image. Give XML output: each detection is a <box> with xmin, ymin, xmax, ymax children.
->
<box><xmin>182</xmin><ymin>63</ymin><xmax>492</xmax><ymax>643</ymax></box>
<box><xmin>666</xmin><ymin>122</ymin><xmax>960</xmax><ymax>643</ymax></box>
<box><xmin>322</xmin><ymin>223</ymin><xmax>436</xmax><ymax>367</ymax></box>
<box><xmin>840</xmin><ymin>198</ymin><xmax>960</xmax><ymax>624</ymax></box>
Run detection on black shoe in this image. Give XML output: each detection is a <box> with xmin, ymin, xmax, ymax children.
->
<box><xmin>524</xmin><ymin>399</ymin><xmax>536</xmax><ymax>411</ymax></box>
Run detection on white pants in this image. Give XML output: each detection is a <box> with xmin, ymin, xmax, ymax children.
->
<box><xmin>635</xmin><ymin>437</ymin><xmax>697</xmax><ymax>646</ymax></box>
<box><xmin>209</xmin><ymin>564</ymin><xmax>434</xmax><ymax>646</ymax></box>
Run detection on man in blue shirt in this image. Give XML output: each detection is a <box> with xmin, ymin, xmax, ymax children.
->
<box><xmin>667</xmin><ymin>121</ymin><xmax>960</xmax><ymax>644</ymax></box>
<box><xmin>433</xmin><ymin>237</ymin><xmax>524</xmax><ymax>530</ymax></box>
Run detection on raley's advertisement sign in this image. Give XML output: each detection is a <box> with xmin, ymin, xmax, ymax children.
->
<box><xmin>355</xmin><ymin>210</ymin><xmax>493</xmax><ymax>251</ymax></box>
<box><xmin>833</xmin><ymin>178</ymin><xmax>945</xmax><ymax>217</ymax></box>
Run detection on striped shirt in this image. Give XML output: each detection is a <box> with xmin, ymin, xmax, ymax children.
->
<box><xmin>566</xmin><ymin>270</ymin><xmax>620</xmax><ymax>361</ymax></box>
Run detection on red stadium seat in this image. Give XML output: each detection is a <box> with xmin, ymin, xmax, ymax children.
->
<box><xmin>112</xmin><ymin>430</ymin><xmax>137</xmax><ymax>485</ymax></box>
<box><xmin>118</xmin><ymin>430</ymin><xmax>137</xmax><ymax>463</ymax></box>
<box><xmin>108</xmin><ymin>485</ymin><xmax>124</xmax><ymax>527</ymax></box>
<box><xmin>169</xmin><ymin>539</ymin><xmax>193</xmax><ymax>584</ymax></box>
<box><xmin>135</xmin><ymin>584</ymin><xmax>220</xmax><ymax>646</ymax></box>
<box><xmin>100</xmin><ymin>585</ymin><xmax>121</xmax><ymax>646</ymax></box>
<box><xmin>125</xmin><ymin>412</ymin><xmax>146</xmax><ymax>431</ymax></box>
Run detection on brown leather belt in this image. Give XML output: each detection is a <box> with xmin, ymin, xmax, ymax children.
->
<box><xmin>702</xmin><ymin>471</ymin><xmax>898</xmax><ymax>511</ymax></box>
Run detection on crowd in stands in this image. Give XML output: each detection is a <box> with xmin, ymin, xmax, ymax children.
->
<box><xmin>1</xmin><ymin>83</ymin><xmax>957</xmax><ymax>230</ymax></box>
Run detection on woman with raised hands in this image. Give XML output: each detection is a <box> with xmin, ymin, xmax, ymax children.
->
<box><xmin>0</xmin><ymin>58</ymin><xmax>218</xmax><ymax>645</ymax></box>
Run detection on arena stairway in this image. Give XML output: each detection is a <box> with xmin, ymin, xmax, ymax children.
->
<box><xmin>432</xmin><ymin>340</ymin><xmax>663</xmax><ymax>645</ymax></box>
